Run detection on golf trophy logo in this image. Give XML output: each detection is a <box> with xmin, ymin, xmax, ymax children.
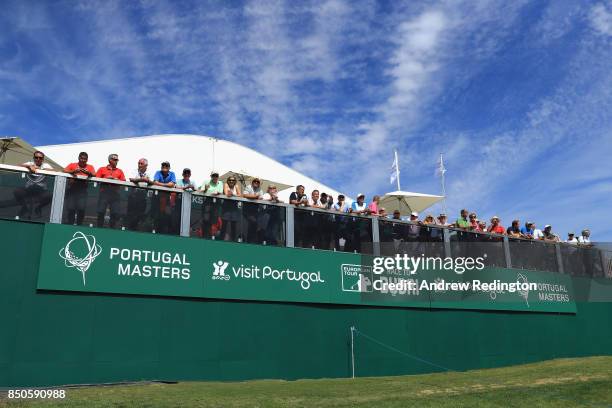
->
<box><xmin>58</xmin><ymin>231</ymin><xmax>102</xmax><ymax>286</ymax></box>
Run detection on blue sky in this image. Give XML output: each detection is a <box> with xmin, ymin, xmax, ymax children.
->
<box><xmin>1</xmin><ymin>0</ymin><xmax>612</xmax><ymax>239</ymax></box>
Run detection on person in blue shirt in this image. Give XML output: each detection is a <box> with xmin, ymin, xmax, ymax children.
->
<box><xmin>520</xmin><ymin>222</ymin><xmax>534</xmax><ymax>239</ymax></box>
<box><xmin>152</xmin><ymin>161</ymin><xmax>177</xmax><ymax>234</ymax></box>
<box><xmin>153</xmin><ymin>161</ymin><xmax>176</xmax><ymax>187</ymax></box>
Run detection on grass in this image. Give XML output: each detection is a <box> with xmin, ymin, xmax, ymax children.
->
<box><xmin>2</xmin><ymin>356</ymin><xmax>612</xmax><ymax>407</ymax></box>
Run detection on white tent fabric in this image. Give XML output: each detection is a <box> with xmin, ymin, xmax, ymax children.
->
<box><xmin>1</xmin><ymin>137</ymin><xmax>62</xmax><ymax>169</ymax></box>
<box><xmin>379</xmin><ymin>190</ymin><xmax>444</xmax><ymax>215</ymax></box>
<box><xmin>37</xmin><ymin>134</ymin><xmax>343</xmax><ymax>202</ymax></box>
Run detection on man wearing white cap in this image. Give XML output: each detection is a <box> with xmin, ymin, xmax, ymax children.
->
<box><xmin>350</xmin><ymin>193</ymin><xmax>367</xmax><ymax>214</ymax></box>
<box><xmin>578</xmin><ymin>229</ymin><xmax>592</xmax><ymax>246</ymax></box>
<box><xmin>543</xmin><ymin>225</ymin><xmax>559</xmax><ymax>242</ymax></box>
<box><xmin>487</xmin><ymin>216</ymin><xmax>505</xmax><ymax>235</ymax></box>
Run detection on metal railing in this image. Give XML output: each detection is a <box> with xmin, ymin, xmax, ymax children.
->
<box><xmin>0</xmin><ymin>164</ymin><xmax>607</xmax><ymax>276</ymax></box>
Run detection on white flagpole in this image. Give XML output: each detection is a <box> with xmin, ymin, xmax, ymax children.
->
<box><xmin>394</xmin><ymin>149</ymin><xmax>401</xmax><ymax>191</ymax></box>
<box><xmin>439</xmin><ymin>153</ymin><xmax>447</xmax><ymax>215</ymax></box>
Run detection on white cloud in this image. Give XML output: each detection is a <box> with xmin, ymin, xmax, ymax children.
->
<box><xmin>589</xmin><ymin>1</ymin><xmax>612</xmax><ymax>36</ymax></box>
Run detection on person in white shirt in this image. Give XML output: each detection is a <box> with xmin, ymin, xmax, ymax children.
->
<box><xmin>15</xmin><ymin>151</ymin><xmax>53</xmax><ymax>219</ymax></box>
<box><xmin>532</xmin><ymin>223</ymin><xmax>544</xmax><ymax>240</ymax></box>
<box><xmin>578</xmin><ymin>229</ymin><xmax>592</xmax><ymax>246</ymax></box>
<box><xmin>308</xmin><ymin>190</ymin><xmax>322</xmax><ymax>208</ymax></box>
<box><xmin>126</xmin><ymin>158</ymin><xmax>152</xmax><ymax>230</ymax></box>
<box><xmin>350</xmin><ymin>193</ymin><xmax>367</xmax><ymax>214</ymax></box>
<box><xmin>566</xmin><ymin>232</ymin><xmax>578</xmax><ymax>245</ymax></box>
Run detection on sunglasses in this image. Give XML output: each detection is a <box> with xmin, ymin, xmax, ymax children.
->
<box><xmin>34</xmin><ymin>156</ymin><xmax>44</xmax><ymax>160</ymax></box>
<box><xmin>228</xmin><ymin>179</ymin><xmax>236</xmax><ymax>182</ymax></box>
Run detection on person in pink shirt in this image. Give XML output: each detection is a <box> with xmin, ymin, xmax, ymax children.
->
<box><xmin>368</xmin><ymin>195</ymin><xmax>380</xmax><ymax>215</ymax></box>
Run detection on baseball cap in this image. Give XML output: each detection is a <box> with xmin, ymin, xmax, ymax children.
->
<box><xmin>411</xmin><ymin>211</ymin><xmax>419</xmax><ymax>217</ymax></box>
<box><xmin>544</xmin><ymin>224</ymin><xmax>552</xmax><ymax>229</ymax></box>
<box><xmin>491</xmin><ymin>215</ymin><xmax>500</xmax><ymax>220</ymax></box>
<box><xmin>161</xmin><ymin>161</ymin><xmax>170</xmax><ymax>167</ymax></box>
<box><xmin>182</xmin><ymin>168</ymin><xmax>191</xmax><ymax>174</ymax></box>
<box><xmin>210</xmin><ymin>171</ymin><xmax>219</xmax><ymax>177</ymax></box>
<box><xmin>357</xmin><ymin>193</ymin><xmax>365</xmax><ymax>198</ymax></box>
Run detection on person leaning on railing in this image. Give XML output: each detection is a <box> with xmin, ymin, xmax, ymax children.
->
<box><xmin>197</xmin><ymin>171</ymin><xmax>223</xmax><ymax>239</ymax></box>
<box><xmin>221</xmin><ymin>175</ymin><xmax>242</xmax><ymax>241</ymax></box>
<box><xmin>242</xmin><ymin>178</ymin><xmax>264</xmax><ymax>243</ymax></box>
<box><xmin>487</xmin><ymin>216</ymin><xmax>505</xmax><ymax>235</ymax></box>
<box><xmin>126</xmin><ymin>158</ymin><xmax>152</xmax><ymax>230</ymax></box>
<box><xmin>15</xmin><ymin>150</ymin><xmax>53</xmax><ymax>219</ymax></box>
<box><xmin>454</xmin><ymin>209</ymin><xmax>470</xmax><ymax>229</ymax></box>
<box><xmin>289</xmin><ymin>185</ymin><xmax>308</xmax><ymax>207</ymax></box>
<box><xmin>63</xmin><ymin>152</ymin><xmax>95</xmax><ymax>225</ymax></box>
<box><xmin>95</xmin><ymin>154</ymin><xmax>126</xmax><ymax>228</ymax></box>
<box><xmin>506</xmin><ymin>219</ymin><xmax>523</xmax><ymax>238</ymax></box>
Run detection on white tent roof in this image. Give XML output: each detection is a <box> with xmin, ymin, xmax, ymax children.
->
<box><xmin>37</xmin><ymin>134</ymin><xmax>345</xmax><ymax>202</ymax></box>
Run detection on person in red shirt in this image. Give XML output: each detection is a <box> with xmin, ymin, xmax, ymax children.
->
<box><xmin>63</xmin><ymin>152</ymin><xmax>95</xmax><ymax>225</ymax></box>
<box><xmin>487</xmin><ymin>216</ymin><xmax>506</xmax><ymax>235</ymax></box>
<box><xmin>95</xmin><ymin>154</ymin><xmax>126</xmax><ymax>228</ymax></box>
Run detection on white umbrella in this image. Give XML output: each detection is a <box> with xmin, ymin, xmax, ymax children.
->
<box><xmin>379</xmin><ymin>190</ymin><xmax>444</xmax><ymax>215</ymax></box>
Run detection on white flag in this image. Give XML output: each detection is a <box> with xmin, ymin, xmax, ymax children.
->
<box><xmin>390</xmin><ymin>153</ymin><xmax>399</xmax><ymax>185</ymax></box>
<box><xmin>435</xmin><ymin>154</ymin><xmax>446</xmax><ymax>177</ymax></box>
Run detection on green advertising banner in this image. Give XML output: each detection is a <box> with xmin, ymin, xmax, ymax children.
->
<box><xmin>37</xmin><ymin>224</ymin><xmax>576</xmax><ymax>313</ymax></box>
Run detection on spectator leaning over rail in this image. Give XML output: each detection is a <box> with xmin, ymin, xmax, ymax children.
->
<box><xmin>263</xmin><ymin>185</ymin><xmax>282</xmax><ymax>203</ymax></box>
<box><xmin>507</xmin><ymin>219</ymin><xmax>522</xmax><ymax>238</ymax></box>
<box><xmin>176</xmin><ymin>168</ymin><xmax>196</xmax><ymax>191</ymax></box>
<box><xmin>289</xmin><ymin>185</ymin><xmax>308</xmax><ymax>206</ymax></box>
<box><xmin>200</xmin><ymin>171</ymin><xmax>223</xmax><ymax>195</ymax></box>
<box><xmin>521</xmin><ymin>221</ymin><xmax>535</xmax><ymax>239</ymax></box>
<box><xmin>198</xmin><ymin>171</ymin><xmax>223</xmax><ymax>239</ymax></box>
<box><xmin>478</xmin><ymin>220</ymin><xmax>487</xmax><ymax>231</ymax></box>
<box><xmin>153</xmin><ymin>161</ymin><xmax>176</xmax><ymax>188</ymax></box>
<box><xmin>243</xmin><ymin>177</ymin><xmax>264</xmax><ymax>243</ymax></box>
<box><xmin>437</xmin><ymin>213</ymin><xmax>450</xmax><ymax>226</ymax></box>
<box><xmin>542</xmin><ymin>225</ymin><xmax>559</xmax><ymax>242</ymax></box>
<box><xmin>63</xmin><ymin>152</ymin><xmax>95</xmax><ymax>225</ymax></box>
<box><xmin>392</xmin><ymin>210</ymin><xmax>402</xmax><ymax>220</ymax></box>
<box><xmin>532</xmin><ymin>223</ymin><xmax>544</xmax><ymax>240</ymax></box>
<box><xmin>95</xmin><ymin>154</ymin><xmax>126</xmax><ymax>228</ymax></box>
<box><xmin>468</xmin><ymin>212</ymin><xmax>481</xmax><ymax>231</ymax></box>
<box><xmin>15</xmin><ymin>150</ymin><xmax>53</xmax><ymax>219</ymax></box>
<box><xmin>333</xmin><ymin>194</ymin><xmax>349</xmax><ymax>213</ymax></box>
<box><xmin>578</xmin><ymin>229</ymin><xmax>592</xmax><ymax>246</ymax></box>
<box><xmin>566</xmin><ymin>232</ymin><xmax>578</xmax><ymax>245</ymax></box>
<box><xmin>152</xmin><ymin>161</ymin><xmax>177</xmax><ymax>234</ymax></box>
<box><xmin>350</xmin><ymin>193</ymin><xmax>368</xmax><ymax>214</ymax></box>
<box><xmin>309</xmin><ymin>189</ymin><xmax>322</xmax><ymax>208</ymax></box>
<box><xmin>487</xmin><ymin>216</ymin><xmax>505</xmax><ymax>235</ymax></box>
<box><xmin>126</xmin><ymin>158</ymin><xmax>152</xmax><ymax>230</ymax></box>
<box><xmin>368</xmin><ymin>195</ymin><xmax>380</xmax><ymax>215</ymax></box>
<box><xmin>455</xmin><ymin>209</ymin><xmax>470</xmax><ymax>229</ymax></box>
<box><xmin>221</xmin><ymin>176</ymin><xmax>241</xmax><ymax>241</ymax></box>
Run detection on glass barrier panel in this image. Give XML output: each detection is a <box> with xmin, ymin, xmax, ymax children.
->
<box><xmin>449</xmin><ymin>229</ymin><xmax>506</xmax><ymax>268</ymax></box>
<box><xmin>561</xmin><ymin>244</ymin><xmax>604</xmax><ymax>277</ymax></box>
<box><xmin>189</xmin><ymin>195</ymin><xmax>245</xmax><ymax>243</ymax></box>
<box><xmin>294</xmin><ymin>208</ymin><xmax>372</xmax><ymax>254</ymax></box>
<box><xmin>0</xmin><ymin>168</ymin><xmax>54</xmax><ymax>222</ymax></box>
<box><xmin>378</xmin><ymin>219</ymin><xmax>444</xmax><ymax>258</ymax></box>
<box><xmin>62</xmin><ymin>178</ymin><xmax>181</xmax><ymax>235</ymax></box>
<box><xmin>240</xmin><ymin>200</ymin><xmax>286</xmax><ymax>246</ymax></box>
<box><xmin>508</xmin><ymin>238</ymin><xmax>558</xmax><ymax>273</ymax></box>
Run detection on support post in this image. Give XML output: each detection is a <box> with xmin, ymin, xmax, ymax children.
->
<box><xmin>371</xmin><ymin>217</ymin><xmax>380</xmax><ymax>256</ymax></box>
<box><xmin>503</xmin><ymin>236</ymin><xmax>512</xmax><ymax>269</ymax></box>
<box><xmin>180</xmin><ymin>191</ymin><xmax>192</xmax><ymax>237</ymax></box>
<box><xmin>555</xmin><ymin>243</ymin><xmax>565</xmax><ymax>274</ymax></box>
<box><xmin>49</xmin><ymin>175</ymin><xmax>66</xmax><ymax>224</ymax></box>
<box><xmin>350</xmin><ymin>326</ymin><xmax>355</xmax><ymax>379</ymax></box>
<box><xmin>286</xmin><ymin>205</ymin><xmax>294</xmax><ymax>248</ymax></box>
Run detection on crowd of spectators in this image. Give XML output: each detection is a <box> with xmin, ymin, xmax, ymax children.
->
<box><xmin>14</xmin><ymin>150</ymin><xmax>593</xmax><ymax>247</ymax></box>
